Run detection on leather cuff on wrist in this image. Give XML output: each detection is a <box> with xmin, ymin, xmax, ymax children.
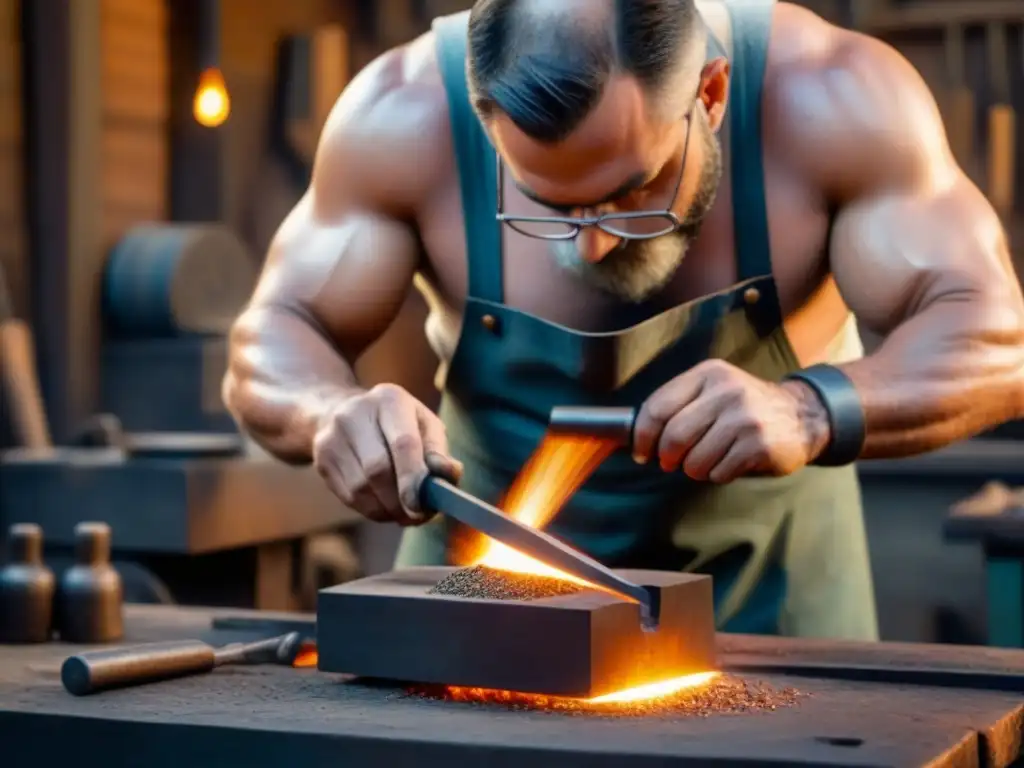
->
<box><xmin>783</xmin><ymin>364</ymin><xmax>865</xmax><ymax>467</ymax></box>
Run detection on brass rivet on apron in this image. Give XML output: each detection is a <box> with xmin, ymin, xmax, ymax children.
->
<box><xmin>481</xmin><ymin>313</ymin><xmax>499</xmax><ymax>332</ymax></box>
<box><xmin>743</xmin><ymin>287</ymin><xmax>760</xmax><ymax>305</ymax></box>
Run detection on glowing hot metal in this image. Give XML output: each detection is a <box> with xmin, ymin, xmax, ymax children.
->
<box><xmin>419</xmin><ymin>476</ymin><xmax>660</xmax><ymax>629</ymax></box>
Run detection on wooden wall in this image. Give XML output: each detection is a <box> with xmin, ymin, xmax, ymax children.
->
<box><xmin>217</xmin><ymin>0</ymin><xmax>440</xmax><ymax>406</ymax></box>
<box><xmin>0</xmin><ymin>0</ymin><xmax>25</xmax><ymax>319</ymax></box>
<box><xmin>99</xmin><ymin>0</ymin><xmax>169</xmax><ymax>247</ymax></box>
<box><xmin>220</xmin><ymin>0</ymin><xmax>352</xmax><ymax>238</ymax></box>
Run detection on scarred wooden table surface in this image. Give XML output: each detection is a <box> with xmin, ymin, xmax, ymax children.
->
<box><xmin>0</xmin><ymin>605</ymin><xmax>1022</xmax><ymax>768</ymax></box>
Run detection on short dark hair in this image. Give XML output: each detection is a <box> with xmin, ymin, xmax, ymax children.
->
<box><xmin>467</xmin><ymin>0</ymin><xmax>705</xmax><ymax>143</ymax></box>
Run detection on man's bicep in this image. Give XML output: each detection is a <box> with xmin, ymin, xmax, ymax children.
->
<box><xmin>250</xmin><ymin>195</ymin><xmax>421</xmax><ymax>359</ymax></box>
<box><xmin>245</xmin><ymin>44</ymin><xmax>445</xmax><ymax>359</ymax></box>
<box><xmin>795</xmin><ymin>29</ymin><xmax>1016</xmax><ymax>333</ymax></box>
<box><xmin>829</xmin><ymin>172</ymin><xmax>1014</xmax><ymax>336</ymax></box>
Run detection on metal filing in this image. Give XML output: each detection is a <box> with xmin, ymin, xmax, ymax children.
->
<box><xmin>419</xmin><ymin>475</ymin><xmax>661</xmax><ymax>628</ymax></box>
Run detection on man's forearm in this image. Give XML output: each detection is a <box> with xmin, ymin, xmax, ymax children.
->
<box><xmin>836</xmin><ymin>298</ymin><xmax>1024</xmax><ymax>459</ymax></box>
<box><xmin>224</xmin><ymin>305</ymin><xmax>364</xmax><ymax>463</ymax></box>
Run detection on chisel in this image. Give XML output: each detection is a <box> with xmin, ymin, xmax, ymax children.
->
<box><xmin>61</xmin><ymin>632</ymin><xmax>309</xmax><ymax>696</ymax></box>
<box><xmin>419</xmin><ymin>475</ymin><xmax>660</xmax><ymax>629</ymax></box>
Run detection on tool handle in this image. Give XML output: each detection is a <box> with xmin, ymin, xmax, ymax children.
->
<box><xmin>61</xmin><ymin>640</ymin><xmax>216</xmax><ymax>696</ymax></box>
<box><xmin>418</xmin><ymin>474</ymin><xmax>447</xmax><ymax>517</ymax></box>
<box><xmin>0</xmin><ymin>320</ymin><xmax>53</xmax><ymax>450</ymax></box>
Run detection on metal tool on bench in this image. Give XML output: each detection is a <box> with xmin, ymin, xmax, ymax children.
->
<box><xmin>418</xmin><ymin>478</ymin><xmax>660</xmax><ymax>629</ymax></box>
<box><xmin>61</xmin><ymin>631</ymin><xmax>308</xmax><ymax>696</ymax></box>
<box><xmin>418</xmin><ymin>404</ymin><xmax>661</xmax><ymax>629</ymax></box>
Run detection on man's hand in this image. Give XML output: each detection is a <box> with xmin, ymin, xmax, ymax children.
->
<box><xmin>312</xmin><ymin>384</ymin><xmax>463</xmax><ymax>525</ymax></box>
<box><xmin>632</xmin><ymin>360</ymin><xmax>832</xmax><ymax>483</ymax></box>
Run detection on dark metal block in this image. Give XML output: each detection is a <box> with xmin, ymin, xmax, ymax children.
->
<box><xmin>101</xmin><ymin>337</ymin><xmax>236</xmax><ymax>434</ymax></box>
<box><xmin>317</xmin><ymin>566</ymin><xmax>716</xmax><ymax>698</ymax></box>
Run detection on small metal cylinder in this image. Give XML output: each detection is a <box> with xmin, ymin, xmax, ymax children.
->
<box><xmin>56</xmin><ymin>522</ymin><xmax>123</xmax><ymax>644</ymax></box>
<box><xmin>8</xmin><ymin>523</ymin><xmax>43</xmax><ymax>564</ymax></box>
<box><xmin>74</xmin><ymin>522</ymin><xmax>111</xmax><ymax>565</ymax></box>
<box><xmin>548</xmin><ymin>406</ymin><xmax>636</xmax><ymax>447</ymax></box>
<box><xmin>0</xmin><ymin>523</ymin><xmax>55</xmax><ymax>643</ymax></box>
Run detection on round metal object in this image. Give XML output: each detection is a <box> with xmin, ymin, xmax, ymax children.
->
<box><xmin>103</xmin><ymin>224</ymin><xmax>256</xmax><ymax>338</ymax></box>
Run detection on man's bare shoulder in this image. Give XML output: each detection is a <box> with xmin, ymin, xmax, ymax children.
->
<box><xmin>313</xmin><ymin>30</ymin><xmax>454</xmax><ymax>217</ymax></box>
<box><xmin>762</xmin><ymin>4</ymin><xmax>955</xmax><ymax>201</ymax></box>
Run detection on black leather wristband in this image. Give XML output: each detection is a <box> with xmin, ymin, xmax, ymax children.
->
<box><xmin>783</xmin><ymin>364</ymin><xmax>866</xmax><ymax>467</ymax></box>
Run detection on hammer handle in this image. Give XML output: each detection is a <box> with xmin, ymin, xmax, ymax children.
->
<box><xmin>61</xmin><ymin>640</ymin><xmax>216</xmax><ymax>696</ymax></box>
<box><xmin>0</xmin><ymin>320</ymin><xmax>52</xmax><ymax>449</ymax></box>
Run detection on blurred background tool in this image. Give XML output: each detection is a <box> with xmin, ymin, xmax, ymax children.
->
<box><xmin>0</xmin><ymin>261</ymin><xmax>51</xmax><ymax>452</ymax></box>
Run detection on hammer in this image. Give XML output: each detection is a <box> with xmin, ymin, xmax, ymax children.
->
<box><xmin>0</xmin><ymin>261</ymin><xmax>52</xmax><ymax>450</ymax></box>
<box><xmin>61</xmin><ymin>632</ymin><xmax>308</xmax><ymax>696</ymax></box>
<box><xmin>547</xmin><ymin>405</ymin><xmax>636</xmax><ymax>447</ymax></box>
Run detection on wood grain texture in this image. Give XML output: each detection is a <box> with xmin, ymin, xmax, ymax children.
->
<box><xmin>100</xmin><ymin>0</ymin><xmax>168</xmax><ymax>247</ymax></box>
<box><xmin>988</xmin><ymin>105</ymin><xmax>1017</xmax><ymax>217</ymax></box>
<box><xmin>0</xmin><ymin>0</ymin><xmax>25</xmax><ymax>321</ymax></box>
<box><xmin>0</xmin><ymin>605</ymin><xmax>1022</xmax><ymax>768</ymax></box>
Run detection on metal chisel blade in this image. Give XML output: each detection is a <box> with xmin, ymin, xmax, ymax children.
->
<box><xmin>419</xmin><ymin>476</ymin><xmax>659</xmax><ymax>629</ymax></box>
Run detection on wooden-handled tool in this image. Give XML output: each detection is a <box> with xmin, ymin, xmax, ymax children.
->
<box><xmin>986</xmin><ymin>22</ymin><xmax>1016</xmax><ymax>219</ymax></box>
<box><xmin>0</xmin><ymin>263</ymin><xmax>52</xmax><ymax>450</ymax></box>
<box><xmin>61</xmin><ymin>632</ymin><xmax>308</xmax><ymax>696</ymax></box>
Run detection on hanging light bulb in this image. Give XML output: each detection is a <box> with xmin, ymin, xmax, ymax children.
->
<box><xmin>193</xmin><ymin>66</ymin><xmax>230</xmax><ymax>128</ymax></box>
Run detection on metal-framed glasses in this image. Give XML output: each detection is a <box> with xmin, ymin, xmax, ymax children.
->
<box><xmin>496</xmin><ymin>113</ymin><xmax>692</xmax><ymax>242</ymax></box>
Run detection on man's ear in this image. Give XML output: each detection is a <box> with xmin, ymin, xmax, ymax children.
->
<box><xmin>699</xmin><ymin>57</ymin><xmax>730</xmax><ymax>132</ymax></box>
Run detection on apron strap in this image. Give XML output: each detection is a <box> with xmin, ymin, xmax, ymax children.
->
<box><xmin>433</xmin><ymin>13</ymin><xmax>503</xmax><ymax>303</ymax></box>
<box><xmin>725</xmin><ymin>0</ymin><xmax>775</xmax><ymax>286</ymax></box>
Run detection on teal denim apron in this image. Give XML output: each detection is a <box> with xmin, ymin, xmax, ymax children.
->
<box><xmin>396</xmin><ymin>0</ymin><xmax>878</xmax><ymax>640</ymax></box>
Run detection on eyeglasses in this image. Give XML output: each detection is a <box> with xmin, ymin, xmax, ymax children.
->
<box><xmin>496</xmin><ymin>111</ymin><xmax>692</xmax><ymax>242</ymax></box>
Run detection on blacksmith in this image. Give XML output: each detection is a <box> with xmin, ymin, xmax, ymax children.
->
<box><xmin>224</xmin><ymin>0</ymin><xmax>1024</xmax><ymax>640</ymax></box>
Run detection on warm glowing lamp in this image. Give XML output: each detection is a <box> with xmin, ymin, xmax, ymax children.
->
<box><xmin>193</xmin><ymin>66</ymin><xmax>230</xmax><ymax>128</ymax></box>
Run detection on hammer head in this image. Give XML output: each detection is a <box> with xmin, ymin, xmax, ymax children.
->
<box><xmin>548</xmin><ymin>406</ymin><xmax>636</xmax><ymax>447</ymax></box>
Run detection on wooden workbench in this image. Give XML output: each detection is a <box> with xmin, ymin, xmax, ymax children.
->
<box><xmin>0</xmin><ymin>605</ymin><xmax>1022</xmax><ymax>767</ymax></box>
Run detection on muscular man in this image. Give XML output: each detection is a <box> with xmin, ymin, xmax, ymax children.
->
<box><xmin>224</xmin><ymin>0</ymin><xmax>1024</xmax><ymax>640</ymax></box>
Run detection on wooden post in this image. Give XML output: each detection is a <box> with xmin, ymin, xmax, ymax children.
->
<box><xmin>847</xmin><ymin>0</ymin><xmax>886</xmax><ymax>30</ymax></box>
<box><xmin>312</xmin><ymin>25</ymin><xmax>349</xmax><ymax>134</ymax></box>
<box><xmin>942</xmin><ymin>24</ymin><xmax>976</xmax><ymax>175</ymax></box>
<box><xmin>985</xmin><ymin>22</ymin><xmax>1016</xmax><ymax>220</ymax></box>
<box><xmin>168</xmin><ymin>0</ymin><xmax>225</xmax><ymax>222</ymax></box>
<box><xmin>23</xmin><ymin>0</ymin><xmax>104</xmax><ymax>443</ymax></box>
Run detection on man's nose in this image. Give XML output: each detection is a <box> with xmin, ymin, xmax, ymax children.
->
<box><xmin>576</xmin><ymin>226</ymin><xmax>622</xmax><ymax>264</ymax></box>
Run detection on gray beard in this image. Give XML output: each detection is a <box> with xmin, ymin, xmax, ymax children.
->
<box><xmin>549</xmin><ymin>117</ymin><xmax>724</xmax><ymax>303</ymax></box>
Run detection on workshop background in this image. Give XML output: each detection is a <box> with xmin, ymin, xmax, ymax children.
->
<box><xmin>0</xmin><ymin>0</ymin><xmax>1023</xmax><ymax>647</ymax></box>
